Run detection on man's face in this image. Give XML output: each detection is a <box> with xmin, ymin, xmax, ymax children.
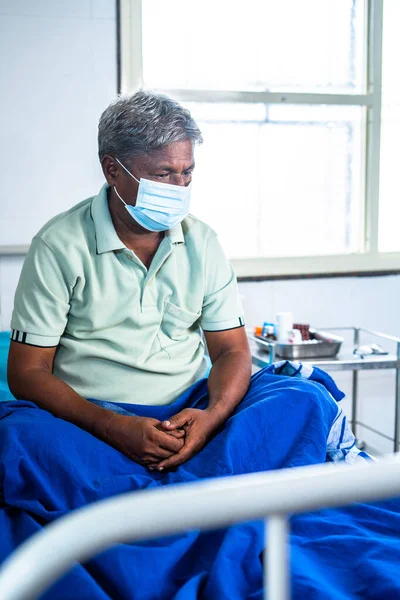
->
<box><xmin>104</xmin><ymin>139</ymin><xmax>195</xmax><ymax>207</ymax></box>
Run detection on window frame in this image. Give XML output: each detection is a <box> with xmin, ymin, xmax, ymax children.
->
<box><xmin>119</xmin><ymin>0</ymin><xmax>399</xmax><ymax>278</ymax></box>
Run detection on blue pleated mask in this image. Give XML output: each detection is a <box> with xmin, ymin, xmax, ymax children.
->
<box><xmin>113</xmin><ymin>158</ymin><xmax>191</xmax><ymax>232</ymax></box>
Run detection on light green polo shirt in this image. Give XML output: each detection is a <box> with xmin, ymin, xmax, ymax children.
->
<box><xmin>11</xmin><ymin>184</ymin><xmax>244</xmax><ymax>405</ymax></box>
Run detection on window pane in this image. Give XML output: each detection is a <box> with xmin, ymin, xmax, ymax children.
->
<box><xmin>378</xmin><ymin>0</ymin><xmax>400</xmax><ymax>252</ymax></box>
<box><xmin>187</xmin><ymin>104</ymin><xmax>264</xmax><ymax>258</ymax></box>
<box><xmin>186</xmin><ymin>103</ymin><xmax>365</xmax><ymax>258</ymax></box>
<box><xmin>142</xmin><ymin>0</ymin><xmax>366</xmax><ymax>93</ymax></box>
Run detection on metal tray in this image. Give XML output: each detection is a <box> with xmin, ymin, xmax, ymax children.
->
<box><xmin>253</xmin><ymin>328</ymin><xmax>344</xmax><ymax>360</ymax></box>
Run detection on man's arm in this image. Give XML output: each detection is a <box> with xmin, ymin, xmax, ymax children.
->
<box><xmin>155</xmin><ymin>326</ymin><xmax>251</xmax><ymax>470</ymax></box>
<box><xmin>202</xmin><ymin>326</ymin><xmax>252</xmax><ymax>423</ymax></box>
<box><xmin>8</xmin><ymin>341</ymin><xmax>184</xmax><ymax>466</ymax></box>
<box><xmin>8</xmin><ymin>342</ymin><xmax>114</xmax><ymax>433</ymax></box>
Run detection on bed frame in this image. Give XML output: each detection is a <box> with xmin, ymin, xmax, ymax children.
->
<box><xmin>0</xmin><ymin>454</ymin><xmax>400</xmax><ymax>600</ymax></box>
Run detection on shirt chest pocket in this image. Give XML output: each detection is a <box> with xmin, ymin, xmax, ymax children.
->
<box><xmin>161</xmin><ymin>301</ymin><xmax>201</xmax><ymax>343</ymax></box>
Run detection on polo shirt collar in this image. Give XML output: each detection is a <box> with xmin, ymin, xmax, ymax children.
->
<box><xmin>167</xmin><ymin>222</ymin><xmax>185</xmax><ymax>245</ymax></box>
<box><xmin>91</xmin><ymin>183</ymin><xmax>185</xmax><ymax>253</ymax></box>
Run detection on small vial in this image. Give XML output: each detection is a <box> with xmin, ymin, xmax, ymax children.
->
<box><xmin>262</xmin><ymin>323</ymin><xmax>277</xmax><ymax>341</ymax></box>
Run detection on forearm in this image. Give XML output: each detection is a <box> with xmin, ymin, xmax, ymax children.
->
<box><xmin>205</xmin><ymin>350</ymin><xmax>252</xmax><ymax>425</ymax></box>
<box><xmin>9</xmin><ymin>368</ymin><xmax>115</xmax><ymax>440</ymax></box>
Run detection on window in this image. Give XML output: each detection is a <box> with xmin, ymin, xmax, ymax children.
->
<box><xmin>378</xmin><ymin>0</ymin><xmax>400</xmax><ymax>252</ymax></box>
<box><xmin>120</xmin><ymin>0</ymin><xmax>399</xmax><ymax>277</ymax></box>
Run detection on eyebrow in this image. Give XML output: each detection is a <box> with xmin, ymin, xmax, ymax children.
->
<box><xmin>154</xmin><ymin>163</ymin><xmax>195</xmax><ymax>172</ymax></box>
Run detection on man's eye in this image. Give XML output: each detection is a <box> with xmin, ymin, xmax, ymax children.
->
<box><xmin>184</xmin><ymin>171</ymin><xmax>193</xmax><ymax>177</ymax></box>
<box><xmin>156</xmin><ymin>173</ymin><xmax>168</xmax><ymax>178</ymax></box>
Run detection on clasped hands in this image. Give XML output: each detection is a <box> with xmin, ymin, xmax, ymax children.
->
<box><xmin>106</xmin><ymin>408</ymin><xmax>223</xmax><ymax>471</ymax></box>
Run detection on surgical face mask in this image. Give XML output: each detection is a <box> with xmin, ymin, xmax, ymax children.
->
<box><xmin>113</xmin><ymin>158</ymin><xmax>191</xmax><ymax>232</ymax></box>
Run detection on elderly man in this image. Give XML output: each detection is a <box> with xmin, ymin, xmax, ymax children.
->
<box><xmin>7</xmin><ymin>91</ymin><xmax>252</xmax><ymax>472</ymax></box>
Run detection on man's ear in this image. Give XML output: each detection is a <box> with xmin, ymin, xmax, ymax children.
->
<box><xmin>101</xmin><ymin>155</ymin><xmax>119</xmax><ymax>186</ymax></box>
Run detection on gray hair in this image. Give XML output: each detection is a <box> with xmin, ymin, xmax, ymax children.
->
<box><xmin>98</xmin><ymin>91</ymin><xmax>203</xmax><ymax>162</ymax></box>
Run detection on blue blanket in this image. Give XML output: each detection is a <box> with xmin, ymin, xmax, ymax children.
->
<box><xmin>1</xmin><ymin>365</ymin><xmax>400</xmax><ymax>598</ymax></box>
<box><xmin>0</xmin><ymin>332</ymin><xmax>14</xmax><ymax>401</ymax></box>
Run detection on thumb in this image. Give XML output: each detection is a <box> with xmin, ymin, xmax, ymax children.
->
<box><xmin>161</xmin><ymin>412</ymin><xmax>189</xmax><ymax>430</ymax></box>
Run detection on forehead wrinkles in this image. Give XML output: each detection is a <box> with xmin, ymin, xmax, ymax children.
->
<box><xmin>136</xmin><ymin>144</ymin><xmax>194</xmax><ymax>171</ymax></box>
<box><xmin>151</xmin><ymin>140</ymin><xmax>194</xmax><ymax>163</ymax></box>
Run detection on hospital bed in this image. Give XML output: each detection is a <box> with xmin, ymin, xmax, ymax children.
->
<box><xmin>1</xmin><ymin>329</ymin><xmax>400</xmax><ymax>599</ymax></box>
<box><xmin>1</xmin><ymin>455</ymin><xmax>400</xmax><ymax>600</ymax></box>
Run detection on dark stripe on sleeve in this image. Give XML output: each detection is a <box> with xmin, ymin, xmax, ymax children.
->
<box><xmin>22</xmin><ymin>332</ymin><xmax>27</xmax><ymax>343</ymax></box>
<box><xmin>10</xmin><ymin>339</ymin><xmax>58</xmax><ymax>349</ymax></box>
<box><xmin>202</xmin><ymin>324</ymin><xmax>245</xmax><ymax>333</ymax></box>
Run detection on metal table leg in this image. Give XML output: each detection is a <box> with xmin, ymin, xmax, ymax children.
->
<box><xmin>351</xmin><ymin>328</ymin><xmax>360</xmax><ymax>437</ymax></box>
<box><xmin>352</xmin><ymin>371</ymin><xmax>358</xmax><ymax>437</ymax></box>
<box><xmin>394</xmin><ymin>342</ymin><xmax>400</xmax><ymax>452</ymax></box>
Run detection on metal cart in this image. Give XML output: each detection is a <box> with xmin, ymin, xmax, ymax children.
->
<box><xmin>249</xmin><ymin>326</ymin><xmax>400</xmax><ymax>452</ymax></box>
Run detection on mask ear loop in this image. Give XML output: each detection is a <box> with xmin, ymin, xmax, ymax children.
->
<box><xmin>115</xmin><ymin>158</ymin><xmax>140</xmax><ymax>184</ymax></box>
<box><xmin>113</xmin><ymin>185</ymin><xmax>128</xmax><ymax>206</ymax></box>
<box><xmin>114</xmin><ymin>158</ymin><xmax>141</xmax><ymax>207</ymax></box>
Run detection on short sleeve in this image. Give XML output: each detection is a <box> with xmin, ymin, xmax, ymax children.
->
<box><xmin>10</xmin><ymin>237</ymin><xmax>72</xmax><ymax>347</ymax></box>
<box><xmin>199</xmin><ymin>233</ymin><xmax>245</xmax><ymax>332</ymax></box>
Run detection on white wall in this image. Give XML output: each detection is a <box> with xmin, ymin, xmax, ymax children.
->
<box><xmin>0</xmin><ymin>0</ymin><xmax>116</xmax><ymax>246</ymax></box>
<box><xmin>239</xmin><ymin>274</ymin><xmax>400</xmax><ymax>338</ymax></box>
<box><xmin>0</xmin><ymin>0</ymin><xmax>397</xmax><ymax>455</ymax></box>
<box><xmin>0</xmin><ymin>256</ymin><xmax>25</xmax><ymax>330</ymax></box>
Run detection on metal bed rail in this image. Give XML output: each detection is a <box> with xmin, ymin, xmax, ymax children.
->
<box><xmin>1</xmin><ymin>455</ymin><xmax>400</xmax><ymax>600</ymax></box>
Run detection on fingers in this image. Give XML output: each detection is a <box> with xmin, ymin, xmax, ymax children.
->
<box><xmin>148</xmin><ymin>446</ymin><xmax>176</xmax><ymax>460</ymax></box>
<box><xmin>145</xmin><ymin>429</ymin><xmax>186</xmax><ymax>471</ymax></box>
<box><xmin>130</xmin><ymin>446</ymin><xmax>173</xmax><ymax>466</ymax></box>
<box><xmin>142</xmin><ymin>447</ymin><xmax>176</xmax><ymax>470</ymax></box>
<box><xmin>168</xmin><ymin>428</ymin><xmax>185</xmax><ymax>438</ymax></box>
<box><xmin>157</xmin><ymin>439</ymin><xmax>196</xmax><ymax>470</ymax></box>
<box><xmin>155</xmin><ymin>424</ymin><xmax>185</xmax><ymax>439</ymax></box>
<box><xmin>152</xmin><ymin>427</ymin><xmax>184</xmax><ymax>453</ymax></box>
<box><xmin>156</xmin><ymin>449</ymin><xmax>188</xmax><ymax>470</ymax></box>
<box><xmin>161</xmin><ymin>410</ymin><xmax>191</xmax><ymax>431</ymax></box>
<box><xmin>164</xmin><ymin>429</ymin><xmax>186</xmax><ymax>442</ymax></box>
